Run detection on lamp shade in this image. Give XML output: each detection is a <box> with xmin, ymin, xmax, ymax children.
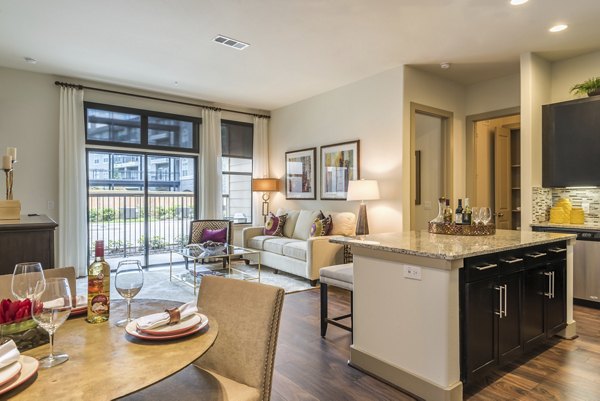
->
<box><xmin>346</xmin><ymin>179</ymin><xmax>380</xmax><ymax>201</ymax></box>
<box><xmin>252</xmin><ymin>178</ymin><xmax>279</xmax><ymax>192</ymax></box>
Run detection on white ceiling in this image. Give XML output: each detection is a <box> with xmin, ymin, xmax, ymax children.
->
<box><xmin>0</xmin><ymin>0</ymin><xmax>599</xmax><ymax>110</ymax></box>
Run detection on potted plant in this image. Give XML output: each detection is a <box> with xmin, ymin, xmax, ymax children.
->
<box><xmin>570</xmin><ymin>77</ymin><xmax>600</xmax><ymax>97</ymax></box>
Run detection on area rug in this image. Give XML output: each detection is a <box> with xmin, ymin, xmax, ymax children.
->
<box><xmin>76</xmin><ymin>261</ymin><xmax>315</xmax><ymax>305</ymax></box>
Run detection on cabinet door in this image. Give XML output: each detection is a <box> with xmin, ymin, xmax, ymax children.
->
<box><xmin>498</xmin><ymin>273</ymin><xmax>522</xmax><ymax>363</ymax></box>
<box><xmin>522</xmin><ymin>267</ymin><xmax>546</xmax><ymax>352</ymax></box>
<box><xmin>464</xmin><ymin>279</ymin><xmax>497</xmax><ymax>381</ymax></box>
<box><xmin>546</xmin><ymin>262</ymin><xmax>567</xmax><ymax>337</ymax></box>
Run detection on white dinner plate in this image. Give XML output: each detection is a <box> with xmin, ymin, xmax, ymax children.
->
<box><xmin>126</xmin><ymin>314</ymin><xmax>208</xmax><ymax>341</ymax></box>
<box><xmin>137</xmin><ymin>314</ymin><xmax>202</xmax><ymax>336</ymax></box>
<box><xmin>0</xmin><ymin>356</ymin><xmax>39</xmax><ymax>395</ymax></box>
<box><xmin>0</xmin><ymin>361</ymin><xmax>21</xmax><ymax>387</ymax></box>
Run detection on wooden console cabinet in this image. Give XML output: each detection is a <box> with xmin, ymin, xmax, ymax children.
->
<box><xmin>0</xmin><ymin>215</ymin><xmax>58</xmax><ymax>275</ymax></box>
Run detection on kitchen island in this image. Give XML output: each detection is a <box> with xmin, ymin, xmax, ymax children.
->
<box><xmin>331</xmin><ymin>229</ymin><xmax>576</xmax><ymax>401</ymax></box>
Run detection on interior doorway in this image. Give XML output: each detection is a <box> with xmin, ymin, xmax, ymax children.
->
<box><xmin>466</xmin><ymin>111</ymin><xmax>521</xmax><ymax>230</ymax></box>
<box><xmin>410</xmin><ymin>103</ymin><xmax>453</xmax><ymax>231</ymax></box>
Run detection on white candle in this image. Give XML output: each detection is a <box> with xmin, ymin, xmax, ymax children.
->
<box><xmin>6</xmin><ymin>147</ymin><xmax>16</xmax><ymax>161</ymax></box>
<box><xmin>2</xmin><ymin>155</ymin><xmax>11</xmax><ymax>170</ymax></box>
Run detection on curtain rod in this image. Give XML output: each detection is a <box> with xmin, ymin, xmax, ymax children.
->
<box><xmin>54</xmin><ymin>81</ymin><xmax>270</xmax><ymax>119</ymax></box>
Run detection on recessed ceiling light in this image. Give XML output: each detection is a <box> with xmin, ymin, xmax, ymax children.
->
<box><xmin>24</xmin><ymin>57</ymin><xmax>37</xmax><ymax>64</ymax></box>
<box><xmin>173</xmin><ymin>81</ymin><xmax>179</xmax><ymax>86</ymax></box>
<box><xmin>440</xmin><ymin>62</ymin><xmax>451</xmax><ymax>69</ymax></box>
<box><xmin>213</xmin><ymin>35</ymin><xmax>250</xmax><ymax>50</ymax></box>
<box><xmin>549</xmin><ymin>24</ymin><xmax>568</xmax><ymax>32</ymax></box>
<box><xmin>510</xmin><ymin>0</ymin><xmax>528</xmax><ymax>5</ymax></box>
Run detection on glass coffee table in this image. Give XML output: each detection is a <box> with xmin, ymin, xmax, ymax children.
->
<box><xmin>169</xmin><ymin>244</ymin><xmax>261</xmax><ymax>294</ymax></box>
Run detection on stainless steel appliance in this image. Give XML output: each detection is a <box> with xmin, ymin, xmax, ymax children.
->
<box><xmin>533</xmin><ymin>226</ymin><xmax>600</xmax><ymax>305</ymax></box>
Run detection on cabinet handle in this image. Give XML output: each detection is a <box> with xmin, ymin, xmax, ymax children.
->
<box><xmin>551</xmin><ymin>271</ymin><xmax>555</xmax><ymax>299</ymax></box>
<box><xmin>503</xmin><ymin>284</ymin><xmax>508</xmax><ymax>318</ymax></box>
<box><xmin>495</xmin><ymin>285</ymin><xmax>504</xmax><ymax>318</ymax></box>
<box><xmin>526</xmin><ymin>252</ymin><xmax>547</xmax><ymax>258</ymax></box>
<box><xmin>544</xmin><ymin>272</ymin><xmax>553</xmax><ymax>298</ymax></box>
<box><xmin>499</xmin><ymin>257</ymin><xmax>523</xmax><ymax>264</ymax></box>
<box><xmin>475</xmin><ymin>263</ymin><xmax>498</xmax><ymax>271</ymax></box>
<box><xmin>548</xmin><ymin>247</ymin><xmax>566</xmax><ymax>254</ymax></box>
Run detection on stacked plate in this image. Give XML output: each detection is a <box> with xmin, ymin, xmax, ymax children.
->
<box><xmin>70</xmin><ymin>295</ymin><xmax>88</xmax><ymax>317</ymax></box>
<box><xmin>0</xmin><ymin>356</ymin><xmax>39</xmax><ymax>396</ymax></box>
<box><xmin>125</xmin><ymin>313</ymin><xmax>209</xmax><ymax>340</ymax></box>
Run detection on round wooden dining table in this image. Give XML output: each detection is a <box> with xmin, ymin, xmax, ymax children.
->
<box><xmin>5</xmin><ymin>299</ymin><xmax>218</xmax><ymax>400</ymax></box>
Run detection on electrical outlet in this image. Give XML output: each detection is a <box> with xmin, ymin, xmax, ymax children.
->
<box><xmin>404</xmin><ymin>265</ymin><xmax>422</xmax><ymax>280</ymax></box>
<box><xmin>47</xmin><ymin>201</ymin><xmax>54</xmax><ymax>210</ymax></box>
<box><xmin>582</xmin><ymin>202</ymin><xmax>590</xmax><ymax>213</ymax></box>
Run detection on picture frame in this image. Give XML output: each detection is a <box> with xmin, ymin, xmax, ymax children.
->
<box><xmin>320</xmin><ymin>140</ymin><xmax>360</xmax><ymax>200</ymax></box>
<box><xmin>285</xmin><ymin>147</ymin><xmax>317</xmax><ymax>200</ymax></box>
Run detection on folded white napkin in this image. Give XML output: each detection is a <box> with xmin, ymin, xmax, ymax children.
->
<box><xmin>0</xmin><ymin>340</ymin><xmax>20</xmax><ymax>369</ymax></box>
<box><xmin>136</xmin><ymin>301</ymin><xmax>198</xmax><ymax>330</ymax></box>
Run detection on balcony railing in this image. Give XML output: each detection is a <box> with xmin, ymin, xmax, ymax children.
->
<box><xmin>88</xmin><ymin>191</ymin><xmax>195</xmax><ymax>265</ymax></box>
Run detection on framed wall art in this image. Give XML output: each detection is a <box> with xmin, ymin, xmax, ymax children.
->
<box><xmin>285</xmin><ymin>147</ymin><xmax>317</xmax><ymax>199</ymax></box>
<box><xmin>320</xmin><ymin>140</ymin><xmax>360</xmax><ymax>200</ymax></box>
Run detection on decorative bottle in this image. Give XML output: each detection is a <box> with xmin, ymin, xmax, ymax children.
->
<box><xmin>431</xmin><ymin>197</ymin><xmax>446</xmax><ymax>223</ymax></box>
<box><xmin>463</xmin><ymin>198</ymin><xmax>472</xmax><ymax>225</ymax></box>
<box><xmin>87</xmin><ymin>240</ymin><xmax>110</xmax><ymax>324</ymax></box>
<box><xmin>443</xmin><ymin>198</ymin><xmax>453</xmax><ymax>224</ymax></box>
<box><xmin>455</xmin><ymin>199</ymin><xmax>463</xmax><ymax>224</ymax></box>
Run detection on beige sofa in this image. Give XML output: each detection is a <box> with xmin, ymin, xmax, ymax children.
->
<box><xmin>242</xmin><ymin>209</ymin><xmax>356</xmax><ymax>285</ymax></box>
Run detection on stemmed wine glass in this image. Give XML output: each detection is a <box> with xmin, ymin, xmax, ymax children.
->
<box><xmin>481</xmin><ymin>207</ymin><xmax>492</xmax><ymax>225</ymax></box>
<box><xmin>472</xmin><ymin>207</ymin><xmax>481</xmax><ymax>225</ymax></box>
<box><xmin>115</xmin><ymin>260</ymin><xmax>144</xmax><ymax>327</ymax></box>
<box><xmin>31</xmin><ymin>278</ymin><xmax>72</xmax><ymax>368</ymax></box>
<box><xmin>12</xmin><ymin>262</ymin><xmax>46</xmax><ymax>300</ymax></box>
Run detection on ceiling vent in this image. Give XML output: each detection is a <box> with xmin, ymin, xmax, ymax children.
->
<box><xmin>213</xmin><ymin>35</ymin><xmax>250</xmax><ymax>50</ymax></box>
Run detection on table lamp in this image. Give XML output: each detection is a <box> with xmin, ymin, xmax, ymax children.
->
<box><xmin>347</xmin><ymin>179</ymin><xmax>380</xmax><ymax>236</ymax></box>
<box><xmin>252</xmin><ymin>178</ymin><xmax>279</xmax><ymax>221</ymax></box>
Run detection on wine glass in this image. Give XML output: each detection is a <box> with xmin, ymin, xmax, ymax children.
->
<box><xmin>12</xmin><ymin>262</ymin><xmax>45</xmax><ymax>300</ymax></box>
<box><xmin>481</xmin><ymin>207</ymin><xmax>492</xmax><ymax>225</ymax></box>
<box><xmin>472</xmin><ymin>207</ymin><xmax>481</xmax><ymax>225</ymax></box>
<box><xmin>115</xmin><ymin>260</ymin><xmax>144</xmax><ymax>327</ymax></box>
<box><xmin>31</xmin><ymin>277</ymin><xmax>72</xmax><ymax>368</ymax></box>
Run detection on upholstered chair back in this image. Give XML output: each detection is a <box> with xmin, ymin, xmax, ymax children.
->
<box><xmin>188</xmin><ymin>219</ymin><xmax>232</xmax><ymax>244</ymax></box>
<box><xmin>195</xmin><ymin>276</ymin><xmax>285</xmax><ymax>401</ymax></box>
<box><xmin>0</xmin><ymin>266</ymin><xmax>77</xmax><ymax>301</ymax></box>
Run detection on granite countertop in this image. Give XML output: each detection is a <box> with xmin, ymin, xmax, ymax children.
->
<box><xmin>531</xmin><ymin>222</ymin><xmax>600</xmax><ymax>231</ymax></box>
<box><xmin>330</xmin><ymin>229</ymin><xmax>576</xmax><ymax>260</ymax></box>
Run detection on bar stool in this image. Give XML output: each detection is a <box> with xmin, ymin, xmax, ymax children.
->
<box><xmin>320</xmin><ymin>263</ymin><xmax>353</xmax><ymax>339</ymax></box>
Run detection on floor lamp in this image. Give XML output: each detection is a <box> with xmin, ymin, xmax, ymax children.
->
<box><xmin>252</xmin><ymin>178</ymin><xmax>279</xmax><ymax>223</ymax></box>
<box><xmin>347</xmin><ymin>179</ymin><xmax>380</xmax><ymax>236</ymax></box>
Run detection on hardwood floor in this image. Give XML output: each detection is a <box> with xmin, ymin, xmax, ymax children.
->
<box><xmin>274</xmin><ymin>287</ymin><xmax>600</xmax><ymax>401</ymax></box>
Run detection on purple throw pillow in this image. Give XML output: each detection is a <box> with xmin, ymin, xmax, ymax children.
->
<box><xmin>201</xmin><ymin>228</ymin><xmax>227</xmax><ymax>243</ymax></box>
<box><xmin>264</xmin><ymin>213</ymin><xmax>287</xmax><ymax>236</ymax></box>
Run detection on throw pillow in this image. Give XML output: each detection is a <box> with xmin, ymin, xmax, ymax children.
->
<box><xmin>264</xmin><ymin>213</ymin><xmax>287</xmax><ymax>236</ymax></box>
<box><xmin>200</xmin><ymin>228</ymin><xmax>227</xmax><ymax>243</ymax></box>
<box><xmin>310</xmin><ymin>213</ymin><xmax>333</xmax><ymax>237</ymax></box>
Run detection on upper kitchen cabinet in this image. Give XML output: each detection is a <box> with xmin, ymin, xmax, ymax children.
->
<box><xmin>543</xmin><ymin>96</ymin><xmax>600</xmax><ymax>187</ymax></box>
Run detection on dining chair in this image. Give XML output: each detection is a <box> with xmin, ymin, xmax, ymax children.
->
<box><xmin>0</xmin><ymin>266</ymin><xmax>77</xmax><ymax>301</ymax></box>
<box><xmin>187</xmin><ymin>219</ymin><xmax>233</xmax><ymax>269</ymax></box>
<box><xmin>121</xmin><ymin>276</ymin><xmax>285</xmax><ymax>401</ymax></box>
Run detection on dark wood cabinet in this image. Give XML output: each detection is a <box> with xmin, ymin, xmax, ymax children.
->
<box><xmin>461</xmin><ymin>241</ymin><xmax>567</xmax><ymax>385</ymax></box>
<box><xmin>0</xmin><ymin>215</ymin><xmax>58</xmax><ymax>275</ymax></box>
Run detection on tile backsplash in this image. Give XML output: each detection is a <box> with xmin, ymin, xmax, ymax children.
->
<box><xmin>532</xmin><ymin>187</ymin><xmax>600</xmax><ymax>226</ymax></box>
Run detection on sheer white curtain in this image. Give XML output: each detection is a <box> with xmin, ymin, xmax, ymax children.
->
<box><xmin>199</xmin><ymin>108</ymin><xmax>223</xmax><ymax>219</ymax></box>
<box><xmin>252</xmin><ymin>116</ymin><xmax>270</xmax><ymax>225</ymax></box>
<box><xmin>58</xmin><ymin>87</ymin><xmax>88</xmax><ymax>276</ymax></box>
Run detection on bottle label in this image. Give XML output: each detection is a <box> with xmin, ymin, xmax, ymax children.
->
<box><xmin>90</xmin><ymin>294</ymin><xmax>109</xmax><ymax>316</ymax></box>
<box><xmin>455</xmin><ymin>214</ymin><xmax>463</xmax><ymax>224</ymax></box>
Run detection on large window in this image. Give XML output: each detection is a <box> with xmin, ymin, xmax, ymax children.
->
<box><xmin>221</xmin><ymin>120</ymin><xmax>253</xmax><ymax>223</ymax></box>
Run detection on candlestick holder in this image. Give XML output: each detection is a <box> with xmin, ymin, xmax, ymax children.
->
<box><xmin>0</xmin><ymin>160</ymin><xmax>20</xmax><ymax>220</ymax></box>
<box><xmin>4</xmin><ymin>165</ymin><xmax>14</xmax><ymax>200</ymax></box>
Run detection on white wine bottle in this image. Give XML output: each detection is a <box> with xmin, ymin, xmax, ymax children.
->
<box><xmin>87</xmin><ymin>240</ymin><xmax>110</xmax><ymax>324</ymax></box>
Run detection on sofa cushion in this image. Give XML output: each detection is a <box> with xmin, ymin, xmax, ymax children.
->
<box><xmin>329</xmin><ymin>211</ymin><xmax>356</xmax><ymax>236</ymax></box>
<box><xmin>292</xmin><ymin>210</ymin><xmax>321</xmax><ymax>240</ymax></box>
<box><xmin>282</xmin><ymin>241</ymin><xmax>307</xmax><ymax>261</ymax></box>
<box><xmin>310</xmin><ymin>213</ymin><xmax>333</xmax><ymax>237</ymax></box>
<box><xmin>281</xmin><ymin>210</ymin><xmax>300</xmax><ymax>238</ymax></box>
<box><xmin>264</xmin><ymin>212</ymin><xmax>286</xmax><ymax>236</ymax></box>
<box><xmin>263</xmin><ymin>237</ymin><xmax>298</xmax><ymax>255</ymax></box>
<box><xmin>247</xmin><ymin>235</ymin><xmax>279</xmax><ymax>250</ymax></box>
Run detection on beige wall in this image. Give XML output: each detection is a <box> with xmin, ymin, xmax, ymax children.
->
<box><xmin>465</xmin><ymin>73</ymin><xmax>520</xmax><ymax>116</ymax></box>
<box><xmin>551</xmin><ymin>50</ymin><xmax>600</xmax><ymax>103</ymax></box>
<box><xmin>270</xmin><ymin>67</ymin><xmax>405</xmax><ymax>233</ymax></box>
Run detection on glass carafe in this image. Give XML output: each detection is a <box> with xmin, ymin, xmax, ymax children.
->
<box><xmin>430</xmin><ymin>197</ymin><xmax>446</xmax><ymax>223</ymax></box>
